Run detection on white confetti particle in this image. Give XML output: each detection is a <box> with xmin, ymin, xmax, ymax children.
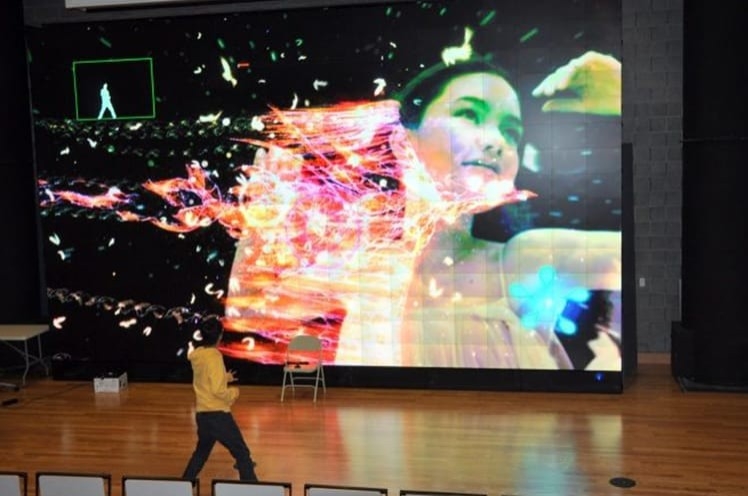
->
<box><xmin>198</xmin><ymin>111</ymin><xmax>223</xmax><ymax>123</ymax></box>
<box><xmin>250</xmin><ymin>116</ymin><xmax>264</xmax><ymax>131</ymax></box>
<box><xmin>242</xmin><ymin>337</ymin><xmax>256</xmax><ymax>350</ymax></box>
<box><xmin>373</xmin><ymin>78</ymin><xmax>387</xmax><ymax>97</ymax></box>
<box><xmin>220</xmin><ymin>56</ymin><xmax>238</xmax><ymax>87</ymax></box>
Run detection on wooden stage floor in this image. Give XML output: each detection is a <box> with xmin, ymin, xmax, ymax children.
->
<box><xmin>2</xmin><ymin>355</ymin><xmax>747</xmax><ymax>496</ymax></box>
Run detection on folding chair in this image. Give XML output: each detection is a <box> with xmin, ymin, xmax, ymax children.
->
<box><xmin>36</xmin><ymin>472</ymin><xmax>110</xmax><ymax>496</ymax></box>
<box><xmin>305</xmin><ymin>484</ymin><xmax>387</xmax><ymax>496</ymax></box>
<box><xmin>122</xmin><ymin>475</ymin><xmax>197</xmax><ymax>496</ymax></box>
<box><xmin>281</xmin><ymin>334</ymin><xmax>326</xmax><ymax>402</ymax></box>
<box><xmin>0</xmin><ymin>471</ymin><xmax>27</xmax><ymax>496</ymax></box>
<box><xmin>400</xmin><ymin>490</ymin><xmax>487</xmax><ymax>496</ymax></box>
<box><xmin>212</xmin><ymin>480</ymin><xmax>291</xmax><ymax>496</ymax></box>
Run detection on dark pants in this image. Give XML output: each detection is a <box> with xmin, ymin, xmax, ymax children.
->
<box><xmin>182</xmin><ymin>411</ymin><xmax>258</xmax><ymax>481</ymax></box>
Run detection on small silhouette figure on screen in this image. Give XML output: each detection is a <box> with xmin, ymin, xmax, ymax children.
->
<box><xmin>97</xmin><ymin>82</ymin><xmax>117</xmax><ymax>119</ymax></box>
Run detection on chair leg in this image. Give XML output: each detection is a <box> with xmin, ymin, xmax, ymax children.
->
<box><xmin>281</xmin><ymin>371</ymin><xmax>287</xmax><ymax>402</ymax></box>
<box><xmin>313</xmin><ymin>370</ymin><xmax>318</xmax><ymax>402</ymax></box>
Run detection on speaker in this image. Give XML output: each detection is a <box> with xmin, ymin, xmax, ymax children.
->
<box><xmin>671</xmin><ymin>321</ymin><xmax>695</xmax><ymax>380</ymax></box>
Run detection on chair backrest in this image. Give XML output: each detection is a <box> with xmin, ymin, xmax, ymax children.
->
<box><xmin>36</xmin><ymin>472</ymin><xmax>110</xmax><ymax>496</ymax></box>
<box><xmin>305</xmin><ymin>484</ymin><xmax>387</xmax><ymax>496</ymax></box>
<box><xmin>122</xmin><ymin>476</ymin><xmax>195</xmax><ymax>496</ymax></box>
<box><xmin>212</xmin><ymin>480</ymin><xmax>291</xmax><ymax>496</ymax></box>
<box><xmin>287</xmin><ymin>335</ymin><xmax>322</xmax><ymax>352</ymax></box>
<box><xmin>0</xmin><ymin>471</ymin><xmax>27</xmax><ymax>496</ymax></box>
<box><xmin>400</xmin><ymin>491</ymin><xmax>487</xmax><ymax>496</ymax></box>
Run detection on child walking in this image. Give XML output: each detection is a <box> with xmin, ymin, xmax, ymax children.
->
<box><xmin>182</xmin><ymin>317</ymin><xmax>258</xmax><ymax>482</ymax></box>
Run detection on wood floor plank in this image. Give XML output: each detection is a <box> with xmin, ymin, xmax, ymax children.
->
<box><xmin>2</xmin><ymin>362</ymin><xmax>748</xmax><ymax>496</ymax></box>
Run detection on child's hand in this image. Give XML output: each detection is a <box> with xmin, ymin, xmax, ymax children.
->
<box><xmin>227</xmin><ymin>370</ymin><xmax>238</xmax><ymax>383</ymax></box>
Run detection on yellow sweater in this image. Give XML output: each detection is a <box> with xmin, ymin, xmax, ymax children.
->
<box><xmin>188</xmin><ymin>346</ymin><xmax>238</xmax><ymax>412</ymax></box>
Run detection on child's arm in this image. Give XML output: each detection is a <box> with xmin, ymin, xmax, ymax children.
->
<box><xmin>226</xmin><ymin>369</ymin><xmax>238</xmax><ymax>383</ymax></box>
<box><xmin>208</xmin><ymin>357</ymin><xmax>239</xmax><ymax>404</ymax></box>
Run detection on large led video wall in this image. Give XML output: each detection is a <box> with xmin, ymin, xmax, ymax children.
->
<box><xmin>27</xmin><ymin>0</ymin><xmax>623</xmax><ymax>388</ymax></box>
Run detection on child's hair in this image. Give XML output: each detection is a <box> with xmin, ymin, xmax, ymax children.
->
<box><xmin>198</xmin><ymin>316</ymin><xmax>224</xmax><ymax>347</ymax></box>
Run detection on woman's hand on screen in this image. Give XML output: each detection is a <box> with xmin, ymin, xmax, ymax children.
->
<box><xmin>532</xmin><ymin>50</ymin><xmax>621</xmax><ymax>116</ymax></box>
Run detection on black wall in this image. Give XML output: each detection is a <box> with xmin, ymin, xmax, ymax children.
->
<box><xmin>680</xmin><ymin>0</ymin><xmax>748</xmax><ymax>385</ymax></box>
<box><xmin>0</xmin><ymin>0</ymin><xmax>45</xmax><ymax>323</ymax></box>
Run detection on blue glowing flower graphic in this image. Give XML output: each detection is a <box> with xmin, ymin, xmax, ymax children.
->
<box><xmin>508</xmin><ymin>265</ymin><xmax>591</xmax><ymax>335</ymax></box>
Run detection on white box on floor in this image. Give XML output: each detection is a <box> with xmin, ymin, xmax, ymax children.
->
<box><xmin>93</xmin><ymin>372</ymin><xmax>128</xmax><ymax>393</ymax></box>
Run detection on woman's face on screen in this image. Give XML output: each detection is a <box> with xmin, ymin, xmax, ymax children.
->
<box><xmin>408</xmin><ymin>72</ymin><xmax>523</xmax><ymax>201</ymax></box>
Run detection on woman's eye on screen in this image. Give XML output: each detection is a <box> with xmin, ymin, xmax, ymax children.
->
<box><xmin>452</xmin><ymin>107</ymin><xmax>481</xmax><ymax>124</ymax></box>
<box><xmin>501</xmin><ymin>126</ymin><xmax>523</xmax><ymax>147</ymax></box>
